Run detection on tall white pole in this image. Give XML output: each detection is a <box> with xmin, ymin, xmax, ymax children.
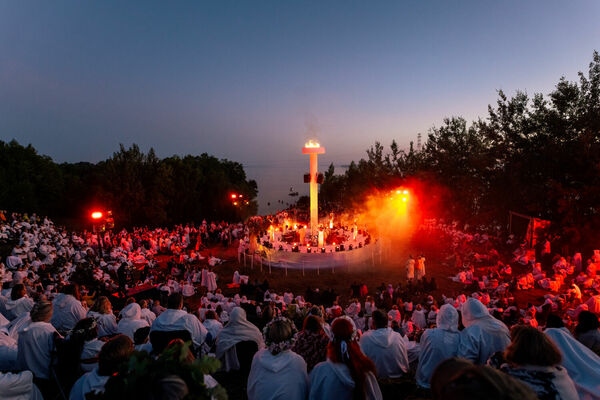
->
<box><xmin>310</xmin><ymin>153</ymin><xmax>318</xmax><ymax>238</ymax></box>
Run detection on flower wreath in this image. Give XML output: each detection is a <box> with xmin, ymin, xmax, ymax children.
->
<box><xmin>262</xmin><ymin>316</ymin><xmax>298</xmax><ymax>355</ymax></box>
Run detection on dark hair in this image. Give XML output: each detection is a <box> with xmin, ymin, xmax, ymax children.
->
<box><xmin>545</xmin><ymin>314</ymin><xmax>565</xmax><ymax>329</ymax></box>
<box><xmin>303</xmin><ymin>315</ymin><xmax>323</xmax><ymax>333</ymax></box>
<box><xmin>60</xmin><ymin>318</ymin><xmax>99</xmax><ymax>381</ymax></box>
<box><xmin>204</xmin><ymin>310</ymin><xmax>218</xmax><ymax>320</ymax></box>
<box><xmin>134</xmin><ymin>326</ymin><xmax>151</xmax><ymax>345</ymax></box>
<box><xmin>575</xmin><ymin>311</ymin><xmax>600</xmax><ymax>335</ymax></box>
<box><xmin>98</xmin><ymin>334</ymin><xmax>134</xmax><ymax>376</ymax></box>
<box><xmin>371</xmin><ymin>310</ymin><xmax>388</xmax><ymax>329</ymax></box>
<box><xmin>167</xmin><ymin>293</ymin><xmax>183</xmax><ymax>309</ymax></box>
<box><xmin>504</xmin><ymin>325</ymin><xmax>561</xmax><ymax>366</ymax></box>
<box><xmin>62</xmin><ymin>283</ymin><xmax>81</xmax><ymax>300</ymax></box>
<box><xmin>11</xmin><ymin>283</ymin><xmax>26</xmax><ymax>301</ymax></box>
<box><xmin>432</xmin><ymin>362</ymin><xmax>538</xmax><ymax>400</ymax></box>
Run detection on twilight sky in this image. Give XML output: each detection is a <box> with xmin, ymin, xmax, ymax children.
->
<box><xmin>1</xmin><ymin>1</ymin><xmax>599</xmax><ymax>210</ymax></box>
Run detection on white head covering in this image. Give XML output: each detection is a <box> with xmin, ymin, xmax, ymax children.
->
<box><xmin>436</xmin><ymin>304</ymin><xmax>458</xmax><ymax>331</ymax></box>
<box><xmin>215</xmin><ymin>307</ymin><xmax>264</xmax><ymax>359</ymax></box>
<box><xmin>461</xmin><ymin>298</ymin><xmax>508</xmax><ymax>334</ymax></box>
<box><xmin>544</xmin><ymin>328</ymin><xmax>600</xmax><ymax>399</ymax></box>
<box><xmin>120</xmin><ymin>303</ymin><xmax>142</xmax><ymax>320</ymax></box>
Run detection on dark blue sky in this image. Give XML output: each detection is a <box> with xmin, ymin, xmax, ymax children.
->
<box><xmin>1</xmin><ymin>1</ymin><xmax>599</xmax><ymax>206</ymax></box>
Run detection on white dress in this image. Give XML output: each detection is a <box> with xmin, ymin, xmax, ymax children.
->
<box><xmin>247</xmin><ymin>349</ymin><xmax>308</xmax><ymax>400</ymax></box>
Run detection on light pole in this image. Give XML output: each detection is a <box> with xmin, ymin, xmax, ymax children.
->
<box><xmin>302</xmin><ymin>140</ymin><xmax>325</xmax><ymax>241</ymax></box>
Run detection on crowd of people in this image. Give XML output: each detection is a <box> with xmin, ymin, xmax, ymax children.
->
<box><xmin>0</xmin><ymin>211</ymin><xmax>599</xmax><ymax>399</ymax></box>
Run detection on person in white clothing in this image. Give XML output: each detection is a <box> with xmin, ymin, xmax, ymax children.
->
<box><xmin>202</xmin><ymin>310</ymin><xmax>223</xmax><ymax>346</ymax></box>
<box><xmin>544</xmin><ymin>327</ymin><xmax>600</xmax><ymax>399</ymax></box>
<box><xmin>150</xmin><ymin>293</ymin><xmax>207</xmax><ymax>347</ymax></box>
<box><xmin>16</xmin><ymin>301</ymin><xmax>58</xmax><ymax>380</ymax></box>
<box><xmin>0</xmin><ymin>330</ymin><xmax>18</xmax><ymax>370</ymax></box>
<box><xmin>216</xmin><ymin>307</ymin><xmax>264</xmax><ymax>372</ymax></box>
<box><xmin>51</xmin><ymin>284</ymin><xmax>87</xmax><ymax>333</ymax></box>
<box><xmin>117</xmin><ymin>302</ymin><xmax>149</xmax><ymax>340</ymax></box>
<box><xmin>69</xmin><ymin>334</ymin><xmax>134</xmax><ymax>400</ymax></box>
<box><xmin>406</xmin><ymin>255</ymin><xmax>415</xmax><ymax>281</ymax></box>
<box><xmin>3</xmin><ymin>284</ymin><xmax>33</xmax><ymax>321</ymax></box>
<box><xmin>0</xmin><ymin>370</ymin><xmax>43</xmax><ymax>400</ymax></box>
<box><xmin>415</xmin><ymin>304</ymin><xmax>461</xmax><ymax>388</ymax></box>
<box><xmin>139</xmin><ymin>299</ymin><xmax>156</xmax><ymax>326</ymax></box>
<box><xmin>87</xmin><ymin>296</ymin><xmax>117</xmax><ymax>338</ymax></box>
<box><xmin>497</xmin><ymin>326</ymin><xmax>578</xmax><ymax>400</ymax></box>
<box><xmin>247</xmin><ymin>317</ymin><xmax>308</xmax><ymax>400</ymax></box>
<box><xmin>309</xmin><ymin>317</ymin><xmax>382</xmax><ymax>400</ymax></box>
<box><xmin>458</xmin><ymin>298</ymin><xmax>510</xmax><ymax>364</ymax></box>
<box><xmin>360</xmin><ymin>310</ymin><xmax>409</xmax><ymax>378</ymax></box>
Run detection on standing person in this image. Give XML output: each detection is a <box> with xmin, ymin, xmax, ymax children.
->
<box><xmin>247</xmin><ymin>318</ymin><xmax>308</xmax><ymax>400</ymax></box>
<box><xmin>406</xmin><ymin>255</ymin><xmax>415</xmax><ymax>282</ymax></box>
<box><xmin>416</xmin><ymin>255</ymin><xmax>426</xmax><ymax>280</ymax></box>
<box><xmin>360</xmin><ymin>310</ymin><xmax>409</xmax><ymax>379</ymax></box>
<box><xmin>309</xmin><ymin>317</ymin><xmax>382</xmax><ymax>400</ymax></box>
<box><xmin>415</xmin><ymin>304</ymin><xmax>461</xmax><ymax>388</ymax></box>
<box><xmin>458</xmin><ymin>298</ymin><xmax>510</xmax><ymax>364</ymax></box>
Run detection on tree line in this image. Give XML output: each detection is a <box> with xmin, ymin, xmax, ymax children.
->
<box><xmin>0</xmin><ymin>143</ymin><xmax>258</xmax><ymax>228</ymax></box>
<box><xmin>320</xmin><ymin>51</ymin><xmax>600</xmax><ymax>240</ymax></box>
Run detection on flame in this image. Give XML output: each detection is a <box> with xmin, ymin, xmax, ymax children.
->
<box><xmin>304</xmin><ymin>139</ymin><xmax>320</xmax><ymax>148</ymax></box>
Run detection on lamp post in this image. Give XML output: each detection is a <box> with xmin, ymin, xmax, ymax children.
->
<box><xmin>302</xmin><ymin>140</ymin><xmax>325</xmax><ymax>240</ymax></box>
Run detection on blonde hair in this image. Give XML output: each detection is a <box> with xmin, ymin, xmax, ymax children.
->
<box><xmin>91</xmin><ymin>296</ymin><xmax>112</xmax><ymax>315</ymax></box>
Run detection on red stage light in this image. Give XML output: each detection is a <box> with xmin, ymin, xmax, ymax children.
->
<box><xmin>231</xmin><ymin>194</ymin><xmax>237</xmax><ymax>199</ymax></box>
<box><xmin>91</xmin><ymin>211</ymin><xmax>103</xmax><ymax>220</ymax></box>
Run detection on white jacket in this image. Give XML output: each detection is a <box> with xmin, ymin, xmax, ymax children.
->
<box><xmin>309</xmin><ymin>360</ymin><xmax>382</xmax><ymax>400</ymax></box>
<box><xmin>51</xmin><ymin>294</ymin><xmax>86</xmax><ymax>332</ymax></box>
<box><xmin>247</xmin><ymin>349</ymin><xmax>308</xmax><ymax>400</ymax></box>
<box><xmin>150</xmin><ymin>308</ymin><xmax>207</xmax><ymax>347</ymax></box>
<box><xmin>0</xmin><ymin>371</ymin><xmax>43</xmax><ymax>400</ymax></box>
<box><xmin>360</xmin><ymin>328</ymin><xmax>409</xmax><ymax>378</ymax></box>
